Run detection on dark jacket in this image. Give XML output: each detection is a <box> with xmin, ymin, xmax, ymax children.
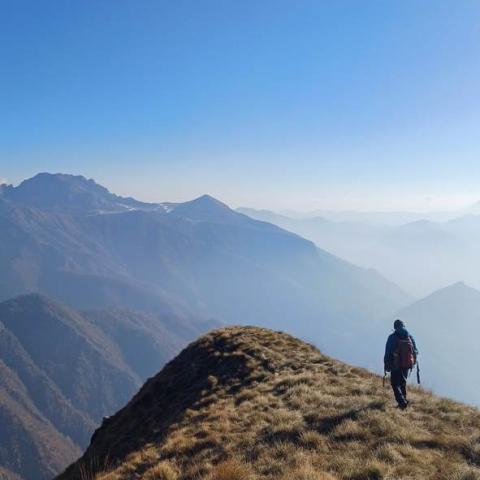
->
<box><xmin>384</xmin><ymin>327</ymin><xmax>418</xmax><ymax>372</ymax></box>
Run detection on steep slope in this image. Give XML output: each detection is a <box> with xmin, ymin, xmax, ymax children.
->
<box><xmin>59</xmin><ymin>327</ymin><xmax>480</xmax><ymax>480</ymax></box>
<box><xmin>0</xmin><ymin>173</ymin><xmax>411</xmax><ymax>367</ymax></box>
<box><xmin>0</xmin><ymin>191</ymin><xmax>193</xmax><ymax>317</ymax></box>
<box><xmin>393</xmin><ymin>282</ymin><xmax>480</xmax><ymax>406</ymax></box>
<box><xmin>0</xmin><ymin>316</ymin><xmax>95</xmax><ymax>447</ymax></box>
<box><xmin>0</xmin><ymin>294</ymin><xmax>141</xmax><ymax>420</ymax></box>
<box><xmin>0</xmin><ymin>359</ymin><xmax>81</xmax><ymax>480</ymax></box>
<box><xmin>0</xmin><ymin>294</ymin><xmax>207</xmax><ymax>480</ymax></box>
<box><xmin>81</xmin><ymin>308</ymin><xmax>187</xmax><ymax>379</ymax></box>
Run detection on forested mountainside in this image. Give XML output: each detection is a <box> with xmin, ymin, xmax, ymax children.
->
<box><xmin>0</xmin><ymin>293</ymin><xmax>212</xmax><ymax>479</ymax></box>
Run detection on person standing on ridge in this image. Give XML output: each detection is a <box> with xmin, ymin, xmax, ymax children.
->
<box><xmin>384</xmin><ymin>319</ymin><xmax>418</xmax><ymax>410</ymax></box>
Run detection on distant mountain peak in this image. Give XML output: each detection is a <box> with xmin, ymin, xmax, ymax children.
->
<box><xmin>0</xmin><ymin>293</ymin><xmax>83</xmax><ymax>332</ymax></box>
<box><xmin>432</xmin><ymin>280</ymin><xmax>479</xmax><ymax>296</ymax></box>
<box><xmin>9</xmin><ymin>291</ymin><xmax>55</xmax><ymax>305</ymax></box>
<box><xmin>19</xmin><ymin>172</ymin><xmax>104</xmax><ymax>191</ymax></box>
<box><xmin>31</xmin><ymin>172</ymin><xmax>87</xmax><ymax>181</ymax></box>
<box><xmin>5</xmin><ymin>172</ymin><xmax>154</xmax><ymax>214</ymax></box>
<box><xmin>407</xmin><ymin>281</ymin><xmax>480</xmax><ymax>309</ymax></box>
<box><xmin>170</xmin><ymin>193</ymin><xmax>236</xmax><ymax>222</ymax></box>
<box><xmin>186</xmin><ymin>194</ymin><xmax>229</xmax><ymax>208</ymax></box>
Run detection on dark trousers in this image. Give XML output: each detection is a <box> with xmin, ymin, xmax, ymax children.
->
<box><xmin>390</xmin><ymin>368</ymin><xmax>409</xmax><ymax>407</ymax></box>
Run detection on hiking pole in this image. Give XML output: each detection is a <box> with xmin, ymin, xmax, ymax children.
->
<box><xmin>382</xmin><ymin>369</ymin><xmax>390</xmax><ymax>405</ymax></box>
<box><xmin>416</xmin><ymin>361</ymin><xmax>421</xmax><ymax>385</ymax></box>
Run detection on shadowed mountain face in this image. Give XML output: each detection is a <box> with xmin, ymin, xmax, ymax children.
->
<box><xmin>0</xmin><ymin>354</ymin><xmax>81</xmax><ymax>480</ymax></box>
<box><xmin>0</xmin><ymin>173</ymin><xmax>410</xmax><ymax>366</ymax></box>
<box><xmin>58</xmin><ymin>327</ymin><xmax>480</xmax><ymax>480</ymax></box>
<box><xmin>0</xmin><ymin>293</ymin><xmax>204</xmax><ymax>480</ymax></box>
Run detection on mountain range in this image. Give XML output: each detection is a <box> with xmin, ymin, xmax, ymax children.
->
<box><xmin>0</xmin><ymin>173</ymin><xmax>411</xmax><ymax>363</ymax></box>
<box><xmin>238</xmin><ymin>206</ymin><xmax>480</xmax><ymax>296</ymax></box>
<box><xmin>278</xmin><ymin>201</ymin><xmax>480</xmax><ymax>225</ymax></box>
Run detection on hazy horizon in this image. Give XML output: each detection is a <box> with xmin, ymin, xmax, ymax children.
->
<box><xmin>2</xmin><ymin>171</ymin><xmax>480</xmax><ymax>214</ymax></box>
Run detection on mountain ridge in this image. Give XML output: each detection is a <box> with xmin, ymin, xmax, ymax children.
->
<box><xmin>58</xmin><ymin>326</ymin><xmax>480</xmax><ymax>480</ymax></box>
<box><xmin>0</xmin><ymin>173</ymin><xmax>156</xmax><ymax>214</ymax></box>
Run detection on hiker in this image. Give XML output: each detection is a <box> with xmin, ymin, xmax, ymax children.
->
<box><xmin>384</xmin><ymin>319</ymin><xmax>418</xmax><ymax>410</ymax></box>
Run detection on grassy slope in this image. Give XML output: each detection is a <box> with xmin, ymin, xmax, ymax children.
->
<box><xmin>59</xmin><ymin>327</ymin><xmax>480</xmax><ymax>480</ymax></box>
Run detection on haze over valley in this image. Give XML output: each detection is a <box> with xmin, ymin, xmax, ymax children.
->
<box><xmin>239</xmin><ymin>206</ymin><xmax>480</xmax><ymax>297</ymax></box>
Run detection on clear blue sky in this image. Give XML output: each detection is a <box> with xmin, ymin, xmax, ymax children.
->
<box><xmin>2</xmin><ymin>0</ymin><xmax>480</xmax><ymax>210</ymax></box>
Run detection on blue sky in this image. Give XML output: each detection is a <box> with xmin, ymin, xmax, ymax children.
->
<box><xmin>1</xmin><ymin>1</ymin><xmax>480</xmax><ymax>210</ymax></box>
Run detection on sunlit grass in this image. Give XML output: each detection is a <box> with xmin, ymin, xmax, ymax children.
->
<box><xmin>61</xmin><ymin>327</ymin><xmax>480</xmax><ymax>480</ymax></box>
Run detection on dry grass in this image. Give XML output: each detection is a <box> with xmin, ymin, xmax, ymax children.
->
<box><xmin>143</xmin><ymin>461</ymin><xmax>179</xmax><ymax>480</ymax></box>
<box><xmin>58</xmin><ymin>327</ymin><xmax>480</xmax><ymax>480</ymax></box>
<box><xmin>206</xmin><ymin>459</ymin><xmax>254</xmax><ymax>480</ymax></box>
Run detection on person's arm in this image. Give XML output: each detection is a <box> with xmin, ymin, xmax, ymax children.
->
<box><xmin>384</xmin><ymin>335</ymin><xmax>395</xmax><ymax>372</ymax></box>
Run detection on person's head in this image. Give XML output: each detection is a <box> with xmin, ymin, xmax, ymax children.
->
<box><xmin>393</xmin><ymin>319</ymin><xmax>405</xmax><ymax>331</ymax></box>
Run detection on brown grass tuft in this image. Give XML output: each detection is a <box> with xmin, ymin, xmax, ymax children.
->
<box><xmin>143</xmin><ymin>462</ymin><xmax>179</xmax><ymax>480</ymax></box>
<box><xmin>206</xmin><ymin>459</ymin><xmax>254</xmax><ymax>480</ymax></box>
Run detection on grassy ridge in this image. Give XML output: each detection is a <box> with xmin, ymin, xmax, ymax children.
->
<box><xmin>59</xmin><ymin>327</ymin><xmax>480</xmax><ymax>480</ymax></box>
